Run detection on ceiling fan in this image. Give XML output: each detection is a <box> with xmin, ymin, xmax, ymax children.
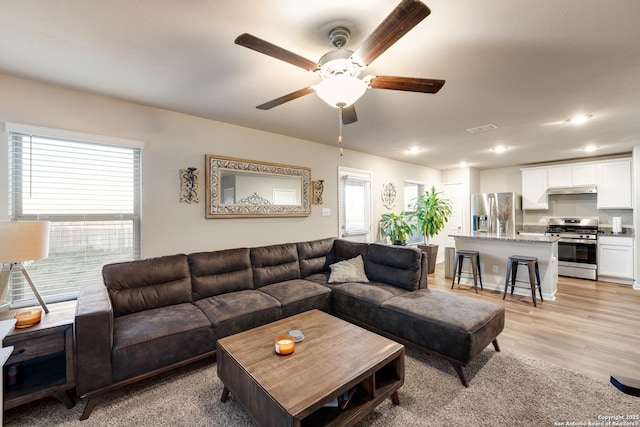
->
<box><xmin>234</xmin><ymin>0</ymin><xmax>445</xmax><ymax>126</ymax></box>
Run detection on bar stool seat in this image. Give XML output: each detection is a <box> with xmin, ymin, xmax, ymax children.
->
<box><xmin>451</xmin><ymin>250</ymin><xmax>483</xmax><ymax>293</ymax></box>
<box><xmin>503</xmin><ymin>255</ymin><xmax>543</xmax><ymax>307</ymax></box>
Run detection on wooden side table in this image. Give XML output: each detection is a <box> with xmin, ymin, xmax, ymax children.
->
<box><xmin>1</xmin><ymin>301</ymin><xmax>76</xmax><ymax>412</ymax></box>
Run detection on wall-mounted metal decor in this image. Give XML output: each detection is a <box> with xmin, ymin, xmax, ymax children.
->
<box><xmin>382</xmin><ymin>182</ymin><xmax>397</xmax><ymax>210</ymax></box>
<box><xmin>312</xmin><ymin>180</ymin><xmax>324</xmax><ymax>205</ymax></box>
<box><xmin>180</xmin><ymin>167</ymin><xmax>200</xmax><ymax>203</ymax></box>
<box><xmin>205</xmin><ymin>154</ymin><xmax>311</xmax><ymax>218</ymax></box>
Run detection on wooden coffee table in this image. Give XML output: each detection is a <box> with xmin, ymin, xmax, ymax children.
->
<box><xmin>217</xmin><ymin>309</ymin><xmax>404</xmax><ymax>427</ymax></box>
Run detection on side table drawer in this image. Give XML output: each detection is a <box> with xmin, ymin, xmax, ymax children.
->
<box><xmin>6</xmin><ymin>331</ymin><xmax>65</xmax><ymax>364</ymax></box>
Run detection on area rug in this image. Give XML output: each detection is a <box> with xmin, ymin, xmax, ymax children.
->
<box><xmin>5</xmin><ymin>347</ymin><xmax>638</xmax><ymax>426</ymax></box>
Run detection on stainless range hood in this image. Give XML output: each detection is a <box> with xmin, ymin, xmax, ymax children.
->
<box><xmin>545</xmin><ymin>185</ymin><xmax>597</xmax><ymax>195</ymax></box>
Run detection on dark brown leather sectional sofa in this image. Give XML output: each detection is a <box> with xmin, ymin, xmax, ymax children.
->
<box><xmin>74</xmin><ymin>237</ymin><xmax>504</xmax><ymax>419</ymax></box>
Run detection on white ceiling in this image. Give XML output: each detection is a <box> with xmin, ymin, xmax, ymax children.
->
<box><xmin>1</xmin><ymin>0</ymin><xmax>639</xmax><ymax>170</ymax></box>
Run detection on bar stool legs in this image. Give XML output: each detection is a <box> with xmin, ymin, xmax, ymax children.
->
<box><xmin>503</xmin><ymin>255</ymin><xmax>543</xmax><ymax>307</ymax></box>
<box><xmin>451</xmin><ymin>250</ymin><xmax>483</xmax><ymax>293</ymax></box>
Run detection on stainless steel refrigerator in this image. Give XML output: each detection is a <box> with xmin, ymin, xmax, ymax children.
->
<box><xmin>471</xmin><ymin>192</ymin><xmax>522</xmax><ymax>235</ymax></box>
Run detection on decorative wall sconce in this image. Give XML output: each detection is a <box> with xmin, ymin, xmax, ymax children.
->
<box><xmin>312</xmin><ymin>180</ymin><xmax>324</xmax><ymax>205</ymax></box>
<box><xmin>180</xmin><ymin>167</ymin><xmax>199</xmax><ymax>203</ymax></box>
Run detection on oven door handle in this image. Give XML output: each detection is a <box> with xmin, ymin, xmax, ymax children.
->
<box><xmin>558</xmin><ymin>238</ymin><xmax>598</xmax><ymax>245</ymax></box>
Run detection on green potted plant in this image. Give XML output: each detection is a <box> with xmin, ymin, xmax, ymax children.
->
<box><xmin>411</xmin><ymin>186</ymin><xmax>452</xmax><ymax>273</ymax></box>
<box><xmin>379</xmin><ymin>212</ymin><xmax>414</xmax><ymax>245</ymax></box>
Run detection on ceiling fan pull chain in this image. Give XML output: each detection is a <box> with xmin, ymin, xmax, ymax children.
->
<box><xmin>338</xmin><ymin>107</ymin><xmax>344</xmax><ymax>156</ymax></box>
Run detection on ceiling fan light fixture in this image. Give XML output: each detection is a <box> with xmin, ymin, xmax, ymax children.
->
<box><xmin>315</xmin><ymin>75</ymin><xmax>367</xmax><ymax>108</ymax></box>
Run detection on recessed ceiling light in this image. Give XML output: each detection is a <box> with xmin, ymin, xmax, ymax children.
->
<box><xmin>406</xmin><ymin>147</ymin><xmax>422</xmax><ymax>155</ymax></box>
<box><xmin>493</xmin><ymin>145</ymin><xmax>507</xmax><ymax>154</ymax></box>
<box><xmin>459</xmin><ymin>162</ymin><xmax>468</xmax><ymax>168</ymax></box>
<box><xmin>566</xmin><ymin>114</ymin><xmax>593</xmax><ymax>125</ymax></box>
<box><xmin>583</xmin><ymin>145</ymin><xmax>599</xmax><ymax>152</ymax></box>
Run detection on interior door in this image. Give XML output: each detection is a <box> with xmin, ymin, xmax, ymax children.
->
<box><xmin>443</xmin><ymin>182</ymin><xmax>463</xmax><ymax>248</ymax></box>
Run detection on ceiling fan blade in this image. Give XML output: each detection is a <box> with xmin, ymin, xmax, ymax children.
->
<box><xmin>235</xmin><ymin>33</ymin><xmax>319</xmax><ymax>72</ymax></box>
<box><xmin>369</xmin><ymin>76</ymin><xmax>445</xmax><ymax>93</ymax></box>
<box><xmin>341</xmin><ymin>105</ymin><xmax>358</xmax><ymax>125</ymax></box>
<box><xmin>352</xmin><ymin>0</ymin><xmax>431</xmax><ymax>67</ymax></box>
<box><xmin>256</xmin><ymin>87</ymin><xmax>316</xmax><ymax>110</ymax></box>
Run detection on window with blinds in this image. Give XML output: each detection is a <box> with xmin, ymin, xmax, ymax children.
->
<box><xmin>338</xmin><ymin>167</ymin><xmax>371</xmax><ymax>242</ymax></box>
<box><xmin>404</xmin><ymin>181</ymin><xmax>425</xmax><ymax>244</ymax></box>
<box><xmin>5</xmin><ymin>123</ymin><xmax>142</xmax><ymax>308</ymax></box>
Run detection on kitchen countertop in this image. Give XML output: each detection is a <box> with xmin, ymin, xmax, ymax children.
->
<box><xmin>451</xmin><ymin>232</ymin><xmax>560</xmax><ymax>244</ymax></box>
<box><xmin>598</xmin><ymin>228</ymin><xmax>634</xmax><ymax>237</ymax></box>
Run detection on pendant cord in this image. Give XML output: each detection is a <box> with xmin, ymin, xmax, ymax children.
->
<box><xmin>338</xmin><ymin>108</ymin><xmax>344</xmax><ymax>156</ymax></box>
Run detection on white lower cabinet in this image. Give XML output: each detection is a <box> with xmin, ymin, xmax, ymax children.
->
<box><xmin>598</xmin><ymin>236</ymin><xmax>634</xmax><ymax>282</ymax></box>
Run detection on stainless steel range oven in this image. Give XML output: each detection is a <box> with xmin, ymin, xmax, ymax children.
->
<box><xmin>545</xmin><ymin>218</ymin><xmax>598</xmax><ymax>280</ymax></box>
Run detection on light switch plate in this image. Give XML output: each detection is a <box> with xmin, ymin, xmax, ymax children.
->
<box><xmin>321</xmin><ymin>208</ymin><xmax>330</xmax><ymax>217</ymax></box>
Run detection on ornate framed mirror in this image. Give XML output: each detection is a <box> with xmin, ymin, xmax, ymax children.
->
<box><xmin>205</xmin><ymin>155</ymin><xmax>311</xmax><ymax>218</ymax></box>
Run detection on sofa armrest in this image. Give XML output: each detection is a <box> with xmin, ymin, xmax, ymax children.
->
<box><xmin>75</xmin><ymin>281</ymin><xmax>114</xmax><ymax>396</ymax></box>
<box><xmin>419</xmin><ymin>252</ymin><xmax>429</xmax><ymax>289</ymax></box>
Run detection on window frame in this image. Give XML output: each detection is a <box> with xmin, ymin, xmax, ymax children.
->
<box><xmin>3</xmin><ymin>122</ymin><xmax>144</xmax><ymax>307</ymax></box>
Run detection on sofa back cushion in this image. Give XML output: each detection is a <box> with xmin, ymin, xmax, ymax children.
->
<box><xmin>297</xmin><ymin>237</ymin><xmax>336</xmax><ymax>277</ymax></box>
<box><xmin>189</xmin><ymin>248</ymin><xmax>254</xmax><ymax>300</ymax></box>
<box><xmin>365</xmin><ymin>243</ymin><xmax>422</xmax><ymax>291</ymax></box>
<box><xmin>103</xmin><ymin>254</ymin><xmax>192</xmax><ymax>317</ymax></box>
<box><xmin>334</xmin><ymin>239</ymin><xmax>369</xmax><ymax>262</ymax></box>
<box><xmin>251</xmin><ymin>243</ymin><xmax>301</xmax><ymax>288</ymax></box>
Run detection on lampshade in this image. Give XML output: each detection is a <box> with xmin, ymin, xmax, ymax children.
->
<box><xmin>0</xmin><ymin>221</ymin><xmax>50</xmax><ymax>263</ymax></box>
<box><xmin>315</xmin><ymin>75</ymin><xmax>367</xmax><ymax>108</ymax></box>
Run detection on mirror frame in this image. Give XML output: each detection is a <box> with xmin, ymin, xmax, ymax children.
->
<box><xmin>205</xmin><ymin>154</ymin><xmax>311</xmax><ymax>218</ymax></box>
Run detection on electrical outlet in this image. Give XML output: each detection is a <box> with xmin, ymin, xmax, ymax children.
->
<box><xmin>492</xmin><ymin>265</ymin><xmax>499</xmax><ymax>273</ymax></box>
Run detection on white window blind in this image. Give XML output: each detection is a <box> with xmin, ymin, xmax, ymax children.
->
<box><xmin>5</xmin><ymin>124</ymin><xmax>142</xmax><ymax>307</ymax></box>
<box><xmin>338</xmin><ymin>168</ymin><xmax>371</xmax><ymax>241</ymax></box>
<box><xmin>404</xmin><ymin>181</ymin><xmax>425</xmax><ymax>244</ymax></box>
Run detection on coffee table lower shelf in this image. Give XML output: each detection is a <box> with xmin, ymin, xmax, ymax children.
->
<box><xmin>217</xmin><ymin>310</ymin><xmax>405</xmax><ymax>427</ymax></box>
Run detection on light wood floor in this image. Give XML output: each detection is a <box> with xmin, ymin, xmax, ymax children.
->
<box><xmin>428</xmin><ymin>263</ymin><xmax>640</xmax><ymax>382</ymax></box>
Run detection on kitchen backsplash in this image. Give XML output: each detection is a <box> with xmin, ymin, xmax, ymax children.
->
<box><xmin>522</xmin><ymin>193</ymin><xmax>633</xmax><ymax>231</ymax></box>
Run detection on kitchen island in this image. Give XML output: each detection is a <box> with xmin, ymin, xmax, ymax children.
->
<box><xmin>451</xmin><ymin>233</ymin><xmax>560</xmax><ymax>300</ymax></box>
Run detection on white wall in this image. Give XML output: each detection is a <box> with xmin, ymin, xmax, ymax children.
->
<box><xmin>0</xmin><ymin>73</ymin><xmax>442</xmax><ymax>258</ymax></box>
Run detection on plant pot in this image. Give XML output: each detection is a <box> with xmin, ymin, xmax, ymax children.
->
<box><xmin>418</xmin><ymin>244</ymin><xmax>438</xmax><ymax>274</ymax></box>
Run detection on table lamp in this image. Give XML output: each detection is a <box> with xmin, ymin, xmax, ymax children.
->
<box><xmin>0</xmin><ymin>221</ymin><xmax>50</xmax><ymax>313</ymax></box>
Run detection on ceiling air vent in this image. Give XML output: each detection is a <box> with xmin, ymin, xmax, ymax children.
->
<box><xmin>466</xmin><ymin>124</ymin><xmax>498</xmax><ymax>134</ymax></box>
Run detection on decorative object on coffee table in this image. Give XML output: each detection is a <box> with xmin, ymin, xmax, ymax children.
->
<box><xmin>274</xmin><ymin>335</ymin><xmax>295</xmax><ymax>355</ymax></box>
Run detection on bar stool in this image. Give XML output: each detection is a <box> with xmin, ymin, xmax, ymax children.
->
<box><xmin>503</xmin><ymin>255</ymin><xmax>543</xmax><ymax>307</ymax></box>
<box><xmin>451</xmin><ymin>250</ymin><xmax>483</xmax><ymax>293</ymax></box>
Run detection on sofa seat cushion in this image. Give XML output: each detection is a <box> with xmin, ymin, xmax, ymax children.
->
<box><xmin>258</xmin><ymin>279</ymin><xmax>331</xmax><ymax>317</ymax></box>
<box><xmin>302</xmin><ymin>272</ymin><xmax>333</xmax><ymax>287</ymax></box>
<box><xmin>112</xmin><ymin>303</ymin><xmax>215</xmax><ymax>383</ymax></box>
<box><xmin>331</xmin><ymin>282</ymin><xmax>410</xmax><ymax>327</ymax></box>
<box><xmin>194</xmin><ymin>290</ymin><xmax>281</xmax><ymax>339</ymax></box>
<box><xmin>380</xmin><ymin>289</ymin><xmax>505</xmax><ymax>364</ymax></box>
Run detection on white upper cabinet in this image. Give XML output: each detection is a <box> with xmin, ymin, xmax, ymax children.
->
<box><xmin>522</xmin><ymin>158</ymin><xmax>630</xmax><ymax>210</ymax></box>
<box><xmin>596</xmin><ymin>158</ymin><xmax>632</xmax><ymax>209</ymax></box>
<box><xmin>522</xmin><ymin>168</ymin><xmax>548</xmax><ymax>210</ymax></box>
<box><xmin>547</xmin><ymin>166</ymin><xmax>571</xmax><ymax>188</ymax></box>
<box><xmin>547</xmin><ymin>163</ymin><xmax>596</xmax><ymax>188</ymax></box>
<box><xmin>571</xmin><ymin>163</ymin><xmax>597</xmax><ymax>185</ymax></box>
